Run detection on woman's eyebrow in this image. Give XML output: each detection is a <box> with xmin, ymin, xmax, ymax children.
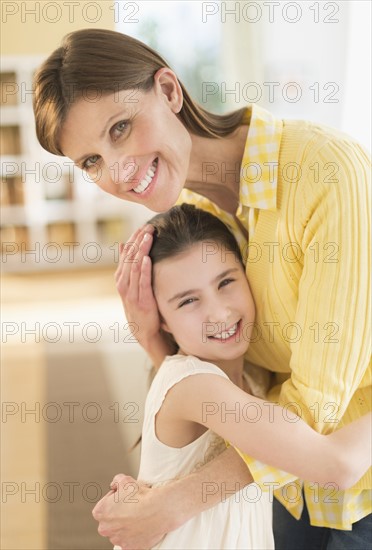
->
<box><xmin>167</xmin><ymin>268</ymin><xmax>239</xmax><ymax>303</ymax></box>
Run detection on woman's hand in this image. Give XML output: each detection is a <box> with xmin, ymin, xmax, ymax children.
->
<box><xmin>92</xmin><ymin>449</ymin><xmax>253</xmax><ymax>549</ymax></box>
<box><xmin>115</xmin><ymin>224</ymin><xmax>172</xmax><ymax>367</ymax></box>
<box><xmin>92</xmin><ymin>474</ymin><xmax>169</xmax><ymax>550</ymax></box>
<box><xmin>115</xmin><ymin>224</ymin><xmax>158</xmax><ymax>344</ymax></box>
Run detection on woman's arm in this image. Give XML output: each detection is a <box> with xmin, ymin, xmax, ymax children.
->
<box><xmin>231</xmin><ymin>133</ymin><xmax>372</xmax><ymax>494</ymax></box>
<box><xmin>166</xmin><ymin>372</ymin><xmax>371</xmax><ymax>488</ymax></box>
<box><xmin>115</xmin><ymin>224</ymin><xmax>173</xmax><ymax>368</ymax></box>
<box><xmin>92</xmin><ymin>446</ymin><xmax>253</xmax><ymax>549</ymax></box>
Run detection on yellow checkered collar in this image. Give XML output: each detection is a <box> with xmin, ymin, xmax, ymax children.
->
<box><xmin>239</xmin><ymin>104</ymin><xmax>283</xmax><ymax>212</ymax></box>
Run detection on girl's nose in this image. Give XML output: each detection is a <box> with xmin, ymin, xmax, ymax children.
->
<box><xmin>207</xmin><ymin>304</ymin><xmax>232</xmax><ymax>325</ymax></box>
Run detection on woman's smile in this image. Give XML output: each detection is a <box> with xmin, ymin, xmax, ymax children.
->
<box><xmin>59</xmin><ymin>74</ymin><xmax>192</xmax><ymax>212</ymax></box>
<box><xmin>132</xmin><ymin>157</ymin><xmax>159</xmax><ymax>194</ymax></box>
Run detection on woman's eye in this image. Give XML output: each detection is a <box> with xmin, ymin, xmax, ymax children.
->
<box><xmin>82</xmin><ymin>155</ymin><xmax>100</xmax><ymax>170</ymax></box>
<box><xmin>112</xmin><ymin>120</ymin><xmax>128</xmax><ymax>140</ymax></box>
<box><xmin>178</xmin><ymin>298</ymin><xmax>196</xmax><ymax>308</ymax></box>
<box><xmin>219</xmin><ymin>278</ymin><xmax>235</xmax><ymax>289</ymax></box>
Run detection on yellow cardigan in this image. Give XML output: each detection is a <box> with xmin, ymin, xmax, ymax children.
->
<box><xmin>178</xmin><ymin>104</ymin><xmax>371</xmax><ymax>529</ymax></box>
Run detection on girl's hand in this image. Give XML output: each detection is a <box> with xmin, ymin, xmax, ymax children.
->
<box><xmin>115</xmin><ymin>224</ymin><xmax>172</xmax><ymax>367</ymax></box>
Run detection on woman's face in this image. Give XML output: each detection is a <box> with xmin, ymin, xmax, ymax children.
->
<box><xmin>60</xmin><ymin>70</ymin><xmax>192</xmax><ymax>212</ymax></box>
<box><xmin>153</xmin><ymin>241</ymin><xmax>256</xmax><ymax>368</ymax></box>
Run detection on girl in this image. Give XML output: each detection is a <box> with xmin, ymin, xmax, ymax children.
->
<box><xmin>112</xmin><ymin>204</ymin><xmax>371</xmax><ymax>550</ymax></box>
<box><xmin>34</xmin><ymin>29</ymin><xmax>371</xmax><ymax>548</ymax></box>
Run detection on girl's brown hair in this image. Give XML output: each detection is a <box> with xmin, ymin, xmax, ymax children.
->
<box><xmin>130</xmin><ymin>203</ymin><xmax>244</xmax><ymax>451</ymax></box>
<box><xmin>148</xmin><ymin>203</ymin><xmax>243</xmax><ymax>268</ymax></box>
<box><xmin>33</xmin><ymin>28</ymin><xmax>246</xmax><ymax>155</ymax></box>
<box><xmin>148</xmin><ymin>203</ymin><xmax>244</xmax><ymax>353</ymax></box>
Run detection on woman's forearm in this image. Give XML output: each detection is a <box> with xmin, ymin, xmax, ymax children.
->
<box><xmin>329</xmin><ymin>413</ymin><xmax>372</xmax><ymax>489</ymax></box>
<box><xmin>92</xmin><ymin>450</ymin><xmax>253</xmax><ymax>549</ymax></box>
<box><xmin>160</xmin><ymin>446</ymin><xmax>253</xmax><ymax>531</ymax></box>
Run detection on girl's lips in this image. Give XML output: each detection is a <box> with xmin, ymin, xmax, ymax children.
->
<box><xmin>208</xmin><ymin>319</ymin><xmax>243</xmax><ymax>343</ymax></box>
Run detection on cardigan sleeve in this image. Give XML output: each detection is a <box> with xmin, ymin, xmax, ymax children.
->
<box><xmin>278</xmin><ymin>137</ymin><xmax>370</xmax><ymax>431</ymax></box>
<box><xmin>236</xmin><ymin>136</ymin><xmax>371</xmax><ymax>487</ymax></box>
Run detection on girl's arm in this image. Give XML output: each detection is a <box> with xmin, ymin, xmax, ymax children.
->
<box><xmin>115</xmin><ymin>225</ymin><xmax>173</xmax><ymax>369</ymax></box>
<box><xmin>166</xmin><ymin>372</ymin><xmax>371</xmax><ymax>489</ymax></box>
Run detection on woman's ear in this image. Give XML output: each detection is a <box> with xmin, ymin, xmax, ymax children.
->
<box><xmin>153</xmin><ymin>67</ymin><xmax>183</xmax><ymax>113</ymax></box>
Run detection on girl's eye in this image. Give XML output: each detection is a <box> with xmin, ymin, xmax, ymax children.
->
<box><xmin>219</xmin><ymin>278</ymin><xmax>235</xmax><ymax>289</ymax></box>
<box><xmin>82</xmin><ymin>155</ymin><xmax>100</xmax><ymax>170</ymax></box>
<box><xmin>112</xmin><ymin>120</ymin><xmax>128</xmax><ymax>140</ymax></box>
<box><xmin>178</xmin><ymin>297</ymin><xmax>197</xmax><ymax>308</ymax></box>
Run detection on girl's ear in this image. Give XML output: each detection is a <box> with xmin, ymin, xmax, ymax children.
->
<box><xmin>160</xmin><ymin>318</ymin><xmax>172</xmax><ymax>334</ymax></box>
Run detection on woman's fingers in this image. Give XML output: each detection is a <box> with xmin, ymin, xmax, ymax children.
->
<box><xmin>115</xmin><ymin>225</ymin><xmax>154</xmax><ymax>295</ymax></box>
<box><xmin>114</xmin><ymin>228</ymin><xmax>141</xmax><ymax>283</ymax></box>
<box><xmin>139</xmin><ymin>255</ymin><xmax>155</xmax><ymax>307</ymax></box>
<box><xmin>124</xmin><ymin>232</ymin><xmax>152</xmax><ymax>303</ymax></box>
<box><xmin>113</xmin><ymin>224</ymin><xmax>164</xmax><ymax>351</ymax></box>
<box><xmin>109</xmin><ymin>473</ymin><xmax>133</xmax><ymax>490</ymax></box>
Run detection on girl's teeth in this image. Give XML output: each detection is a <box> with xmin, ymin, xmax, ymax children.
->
<box><xmin>133</xmin><ymin>159</ymin><xmax>158</xmax><ymax>194</ymax></box>
<box><xmin>213</xmin><ymin>323</ymin><xmax>238</xmax><ymax>340</ymax></box>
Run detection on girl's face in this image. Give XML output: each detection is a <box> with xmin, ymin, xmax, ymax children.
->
<box><xmin>153</xmin><ymin>242</ymin><xmax>256</xmax><ymax>366</ymax></box>
<box><xmin>59</xmin><ymin>70</ymin><xmax>192</xmax><ymax>212</ymax></box>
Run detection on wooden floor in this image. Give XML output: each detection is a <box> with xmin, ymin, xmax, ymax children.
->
<box><xmin>1</xmin><ymin>268</ymin><xmax>149</xmax><ymax>549</ymax></box>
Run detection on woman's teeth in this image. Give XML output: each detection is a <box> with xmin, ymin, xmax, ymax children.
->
<box><xmin>133</xmin><ymin>158</ymin><xmax>158</xmax><ymax>194</ymax></box>
<box><xmin>212</xmin><ymin>323</ymin><xmax>238</xmax><ymax>340</ymax></box>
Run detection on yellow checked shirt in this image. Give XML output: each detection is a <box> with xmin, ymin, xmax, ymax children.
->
<box><xmin>178</xmin><ymin>104</ymin><xmax>371</xmax><ymax>529</ymax></box>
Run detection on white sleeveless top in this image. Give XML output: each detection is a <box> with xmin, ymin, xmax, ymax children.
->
<box><xmin>119</xmin><ymin>355</ymin><xmax>274</xmax><ymax>550</ymax></box>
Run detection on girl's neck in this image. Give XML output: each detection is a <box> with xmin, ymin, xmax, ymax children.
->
<box><xmin>213</xmin><ymin>356</ymin><xmax>245</xmax><ymax>390</ymax></box>
<box><xmin>186</xmin><ymin>125</ymin><xmax>249</xmax><ymax>215</ymax></box>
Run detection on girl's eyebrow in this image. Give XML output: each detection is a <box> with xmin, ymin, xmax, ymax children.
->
<box><xmin>167</xmin><ymin>268</ymin><xmax>239</xmax><ymax>303</ymax></box>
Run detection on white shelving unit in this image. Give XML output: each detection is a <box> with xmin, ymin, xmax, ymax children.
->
<box><xmin>1</xmin><ymin>55</ymin><xmax>150</xmax><ymax>272</ymax></box>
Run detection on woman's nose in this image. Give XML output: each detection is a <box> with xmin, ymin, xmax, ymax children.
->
<box><xmin>107</xmin><ymin>157</ymin><xmax>138</xmax><ymax>188</ymax></box>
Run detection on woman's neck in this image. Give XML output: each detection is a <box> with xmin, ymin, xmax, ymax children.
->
<box><xmin>186</xmin><ymin>125</ymin><xmax>249</xmax><ymax>215</ymax></box>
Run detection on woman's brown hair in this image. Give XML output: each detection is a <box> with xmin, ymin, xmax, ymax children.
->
<box><xmin>33</xmin><ymin>28</ymin><xmax>246</xmax><ymax>155</ymax></box>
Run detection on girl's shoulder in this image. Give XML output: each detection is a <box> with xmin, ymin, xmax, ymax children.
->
<box><xmin>150</xmin><ymin>355</ymin><xmax>229</xmax><ymax>396</ymax></box>
<box><xmin>144</xmin><ymin>356</ymin><xmax>230</xmax><ymax>432</ymax></box>
<box><xmin>160</xmin><ymin>354</ymin><xmax>229</xmax><ymax>381</ymax></box>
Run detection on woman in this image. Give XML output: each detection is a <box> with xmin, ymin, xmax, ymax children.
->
<box><xmin>33</xmin><ymin>28</ymin><xmax>371</xmax><ymax>550</ymax></box>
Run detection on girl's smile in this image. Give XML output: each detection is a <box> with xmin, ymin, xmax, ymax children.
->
<box><xmin>153</xmin><ymin>241</ymin><xmax>256</xmax><ymax>372</ymax></box>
